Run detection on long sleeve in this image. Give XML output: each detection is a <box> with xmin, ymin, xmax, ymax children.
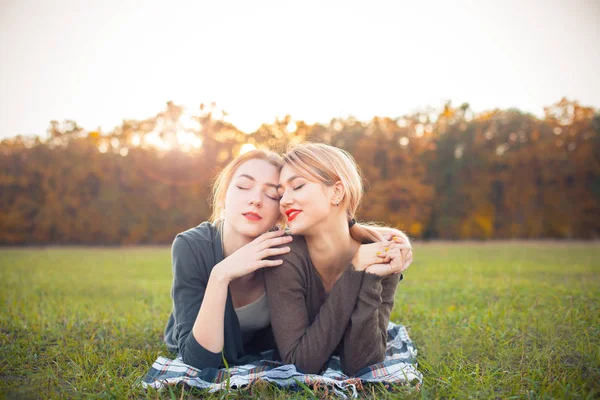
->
<box><xmin>264</xmin><ymin>252</ymin><xmax>363</xmax><ymax>374</ymax></box>
<box><xmin>169</xmin><ymin>235</ymin><xmax>223</xmax><ymax>369</ymax></box>
<box><xmin>340</xmin><ymin>273</ymin><xmax>401</xmax><ymax>375</ymax></box>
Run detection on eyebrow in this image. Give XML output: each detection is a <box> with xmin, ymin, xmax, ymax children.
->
<box><xmin>284</xmin><ymin>175</ymin><xmax>302</xmax><ymax>184</ymax></box>
<box><xmin>237</xmin><ymin>174</ymin><xmax>279</xmax><ymax>189</ymax></box>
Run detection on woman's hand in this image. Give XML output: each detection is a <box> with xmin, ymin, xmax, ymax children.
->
<box><xmin>371</xmin><ymin>226</ymin><xmax>409</xmax><ymax>243</ymax></box>
<box><xmin>365</xmin><ymin>243</ymin><xmax>412</xmax><ymax>276</ymax></box>
<box><xmin>351</xmin><ymin>242</ymin><xmax>411</xmax><ymax>272</ymax></box>
<box><xmin>214</xmin><ymin>229</ymin><xmax>292</xmax><ymax>282</ymax></box>
<box><xmin>372</xmin><ymin>227</ymin><xmax>413</xmax><ymax>272</ymax></box>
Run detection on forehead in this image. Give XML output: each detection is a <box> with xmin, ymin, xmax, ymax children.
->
<box><xmin>279</xmin><ymin>165</ymin><xmax>299</xmax><ymax>182</ymax></box>
<box><xmin>234</xmin><ymin>158</ymin><xmax>280</xmax><ymax>181</ymax></box>
<box><xmin>279</xmin><ymin>164</ymin><xmax>314</xmax><ymax>185</ymax></box>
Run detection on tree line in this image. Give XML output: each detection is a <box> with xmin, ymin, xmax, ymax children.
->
<box><xmin>1</xmin><ymin>98</ymin><xmax>598</xmax><ymax>244</ymax></box>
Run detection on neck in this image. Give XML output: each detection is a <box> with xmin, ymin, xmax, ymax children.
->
<box><xmin>221</xmin><ymin>220</ymin><xmax>258</xmax><ymax>284</ymax></box>
<box><xmin>304</xmin><ymin>215</ymin><xmax>360</xmax><ymax>282</ymax></box>
<box><xmin>221</xmin><ymin>220</ymin><xmax>253</xmax><ymax>258</ymax></box>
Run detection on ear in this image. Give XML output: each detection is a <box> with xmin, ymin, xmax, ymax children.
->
<box><xmin>331</xmin><ymin>181</ymin><xmax>346</xmax><ymax>206</ymax></box>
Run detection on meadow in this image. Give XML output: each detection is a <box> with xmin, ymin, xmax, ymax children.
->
<box><xmin>1</xmin><ymin>242</ymin><xmax>598</xmax><ymax>399</ymax></box>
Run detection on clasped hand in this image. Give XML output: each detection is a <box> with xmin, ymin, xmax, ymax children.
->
<box><xmin>352</xmin><ymin>236</ymin><xmax>413</xmax><ymax>277</ymax></box>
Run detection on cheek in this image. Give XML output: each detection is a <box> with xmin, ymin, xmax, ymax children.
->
<box><xmin>307</xmin><ymin>188</ymin><xmax>328</xmax><ymax>207</ymax></box>
<box><xmin>224</xmin><ymin>189</ymin><xmax>242</xmax><ymax>214</ymax></box>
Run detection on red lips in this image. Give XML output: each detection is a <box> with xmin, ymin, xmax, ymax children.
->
<box><xmin>243</xmin><ymin>212</ymin><xmax>262</xmax><ymax>221</ymax></box>
<box><xmin>285</xmin><ymin>209</ymin><xmax>302</xmax><ymax>222</ymax></box>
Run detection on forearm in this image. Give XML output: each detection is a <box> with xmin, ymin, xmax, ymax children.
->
<box><xmin>191</xmin><ymin>265</ymin><xmax>230</xmax><ymax>353</ymax></box>
<box><xmin>341</xmin><ymin>273</ymin><xmax>387</xmax><ymax>375</ymax></box>
<box><xmin>266</xmin><ymin>265</ymin><xmax>363</xmax><ymax>374</ymax></box>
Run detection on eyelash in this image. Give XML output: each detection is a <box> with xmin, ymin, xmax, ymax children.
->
<box><xmin>237</xmin><ymin>186</ymin><xmax>279</xmax><ymax>201</ymax></box>
<box><xmin>293</xmin><ymin>184</ymin><xmax>305</xmax><ymax>191</ymax></box>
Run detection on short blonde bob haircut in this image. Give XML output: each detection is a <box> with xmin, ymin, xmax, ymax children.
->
<box><xmin>282</xmin><ymin>142</ymin><xmax>384</xmax><ymax>244</ymax></box>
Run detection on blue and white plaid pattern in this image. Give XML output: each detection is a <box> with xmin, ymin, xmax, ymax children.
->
<box><xmin>142</xmin><ymin>322</ymin><xmax>422</xmax><ymax>397</ymax></box>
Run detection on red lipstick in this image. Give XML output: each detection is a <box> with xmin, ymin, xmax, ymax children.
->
<box><xmin>243</xmin><ymin>212</ymin><xmax>262</xmax><ymax>221</ymax></box>
<box><xmin>285</xmin><ymin>209</ymin><xmax>302</xmax><ymax>222</ymax></box>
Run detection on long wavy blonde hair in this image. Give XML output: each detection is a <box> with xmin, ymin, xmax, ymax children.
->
<box><xmin>282</xmin><ymin>142</ymin><xmax>385</xmax><ymax>244</ymax></box>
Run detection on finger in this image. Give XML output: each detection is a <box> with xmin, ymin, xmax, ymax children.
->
<box><xmin>260</xmin><ymin>235</ymin><xmax>293</xmax><ymax>250</ymax></box>
<box><xmin>258</xmin><ymin>247</ymin><xmax>291</xmax><ymax>259</ymax></box>
<box><xmin>385</xmin><ymin>247</ymin><xmax>401</xmax><ymax>257</ymax></box>
<box><xmin>375</xmin><ymin>246</ymin><xmax>394</xmax><ymax>261</ymax></box>
<box><xmin>392</xmin><ymin>235</ymin><xmax>407</xmax><ymax>244</ymax></box>
<box><xmin>258</xmin><ymin>259</ymin><xmax>284</xmax><ymax>268</ymax></box>
<box><xmin>254</xmin><ymin>229</ymin><xmax>286</xmax><ymax>243</ymax></box>
<box><xmin>374</xmin><ymin>231</ymin><xmax>387</xmax><ymax>242</ymax></box>
<box><xmin>402</xmin><ymin>251</ymin><xmax>413</xmax><ymax>271</ymax></box>
<box><xmin>381</xmin><ymin>233</ymin><xmax>393</xmax><ymax>241</ymax></box>
<box><xmin>373</xmin><ymin>254</ymin><xmax>391</xmax><ymax>265</ymax></box>
<box><xmin>386</xmin><ymin>249</ymin><xmax>405</xmax><ymax>272</ymax></box>
<box><xmin>386</xmin><ymin>243</ymin><xmax>412</xmax><ymax>251</ymax></box>
<box><xmin>398</xmin><ymin>248</ymin><xmax>409</xmax><ymax>270</ymax></box>
<box><xmin>395</xmin><ymin>250</ymin><xmax>411</xmax><ymax>272</ymax></box>
<box><xmin>390</xmin><ymin>231</ymin><xmax>410</xmax><ymax>244</ymax></box>
<box><xmin>360</xmin><ymin>242</ymin><xmax>391</xmax><ymax>258</ymax></box>
<box><xmin>374</xmin><ymin>249</ymin><xmax>389</xmax><ymax>261</ymax></box>
<box><xmin>366</xmin><ymin>241</ymin><xmax>393</xmax><ymax>249</ymax></box>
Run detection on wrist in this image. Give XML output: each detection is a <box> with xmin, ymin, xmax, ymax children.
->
<box><xmin>350</xmin><ymin>255</ymin><xmax>363</xmax><ymax>271</ymax></box>
<box><xmin>211</xmin><ymin>262</ymin><xmax>233</xmax><ymax>285</ymax></box>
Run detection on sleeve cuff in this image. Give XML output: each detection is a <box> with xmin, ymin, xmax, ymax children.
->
<box><xmin>181</xmin><ymin>331</ymin><xmax>223</xmax><ymax>370</ymax></box>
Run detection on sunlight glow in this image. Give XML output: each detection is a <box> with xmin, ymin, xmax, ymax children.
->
<box><xmin>1</xmin><ymin>1</ymin><xmax>598</xmax><ymax>140</ymax></box>
<box><xmin>239</xmin><ymin>143</ymin><xmax>256</xmax><ymax>155</ymax></box>
<box><xmin>98</xmin><ymin>141</ymin><xmax>109</xmax><ymax>153</ymax></box>
<box><xmin>286</xmin><ymin>121</ymin><xmax>297</xmax><ymax>132</ymax></box>
<box><xmin>131</xmin><ymin>134</ymin><xmax>141</xmax><ymax>146</ymax></box>
<box><xmin>176</xmin><ymin>130</ymin><xmax>203</xmax><ymax>149</ymax></box>
<box><xmin>179</xmin><ymin>111</ymin><xmax>201</xmax><ymax>132</ymax></box>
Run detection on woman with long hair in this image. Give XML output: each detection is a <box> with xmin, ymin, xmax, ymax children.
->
<box><xmin>265</xmin><ymin>142</ymin><xmax>412</xmax><ymax>376</ymax></box>
<box><xmin>164</xmin><ymin>149</ymin><xmax>292</xmax><ymax>369</ymax></box>
<box><xmin>165</xmin><ymin>146</ymin><xmax>411</xmax><ymax>371</ymax></box>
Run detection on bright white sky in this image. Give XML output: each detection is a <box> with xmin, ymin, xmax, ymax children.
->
<box><xmin>0</xmin><ymin>0</ymin><xmax>598</xmax><ymax>138</ymax></box>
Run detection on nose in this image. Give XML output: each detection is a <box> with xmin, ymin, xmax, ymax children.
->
<box><xmin>248</xmin><ymin>188</ymin><xmax>262</xmax><ymax>207</ymax></box>
<box><xmin>279</xmin><ymin>189</ymin><xmax>293</xmax><ymax>207</ymax></box>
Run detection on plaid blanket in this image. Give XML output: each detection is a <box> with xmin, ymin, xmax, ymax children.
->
<box><xmin>142</xmin><ymin>322</ymin><xmax>422</xmax><ymax>397</ymax></box>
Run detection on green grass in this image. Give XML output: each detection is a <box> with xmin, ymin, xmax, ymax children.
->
<box><xmin>1</xmin><ymin>242</ymin><xmax>599</xmax><ymax>399</ymax></box>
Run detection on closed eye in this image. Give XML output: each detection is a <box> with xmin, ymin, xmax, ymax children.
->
<box><xmin>265</xmin><ymin>193</ymin><xmax>280</xmax><ymax>201</ymax></box>
<box><xmin>236</xmin><ymin>186</ymin><xmax>249</xmax><ymax>190</ymax></box>
<box><xmin>293</xmin><ymin>184</ymin><xmax>305</xmax><ymax>191</ymax></box>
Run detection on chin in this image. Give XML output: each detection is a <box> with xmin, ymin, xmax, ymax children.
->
<box><xmin>286</xmin><ymin>221</ymin><xmax>309</xmax><ymax>236</ymax></box>
<box><xmin>237</xmin><ymin>221</ymin><xmax>269</xmax><ymax>238</ymax></box>
<box><xmin>239</xmin><ymin>227</ymin><xmax>265</xmax><ymax>238</ymax></box>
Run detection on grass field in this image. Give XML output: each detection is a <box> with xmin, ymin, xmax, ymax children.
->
<box><xmin>1</xmin><ymin>242</ymin><xmax>599</xmax><ymax>399</ymax></box>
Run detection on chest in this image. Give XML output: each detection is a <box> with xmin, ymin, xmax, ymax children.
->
<box><xmin>304</xmin><ymin>270</ymin><xmax>331</xmax><ymax>324</ymax></box>
<box><xmin>230</xmin><ymin>274</ymin><xmax>266</xmax><ymax>309</ymax></box>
